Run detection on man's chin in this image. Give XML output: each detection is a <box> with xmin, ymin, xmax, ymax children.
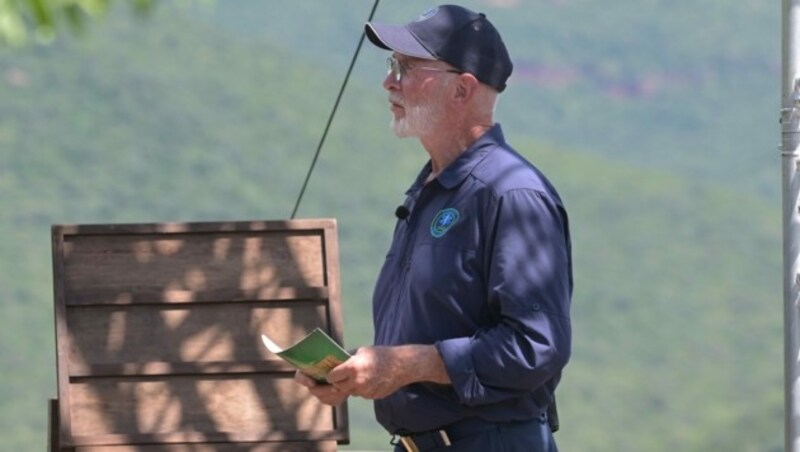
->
<box><xmin>391</xmin><ymin>120</ymin><xmax>414</xmax><ymax>138</ymax></box>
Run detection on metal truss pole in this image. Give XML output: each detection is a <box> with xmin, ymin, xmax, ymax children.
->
<box><xmin>782</xmin><ymin>1</ymin><xmax>800</xmax><ymax>450</ymax></box>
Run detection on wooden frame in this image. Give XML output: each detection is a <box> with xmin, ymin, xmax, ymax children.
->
<box><xmin>51</xmin><ymin>219</ymin><xmax>347</xmax><ymax>450</ymax></box>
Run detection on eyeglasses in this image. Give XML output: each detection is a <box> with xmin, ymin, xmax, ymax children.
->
<box><xmin>386</xmin><ymin>56</ymin><xmax>463</xmax><ymax>83</ymax></box>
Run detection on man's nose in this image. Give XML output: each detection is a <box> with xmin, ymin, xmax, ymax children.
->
<box><xmin>383</xmin><ymin>72</ymin><xmax>399</xmax><ymax>91</ymax></box>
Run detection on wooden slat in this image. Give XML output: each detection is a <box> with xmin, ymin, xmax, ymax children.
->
<box><xmin>57</xmin><ymin>219</ymin><xmax>335</xmax><ymax>237</ymax></box>
<box><xmin>69</xmin><ymin>432</ymin><xmax>345</xmax><ymax>448</ymax></box>
<box><xmin>64</xmin><ymin>286</ymin><xmax>328</xmax><ymax>306</ymax></box>
<box><xmin>52</xmin><ymin>228</ymin><xmax>74</xmax><ymax>449</ymax></box>
<box><xmin>62</xmin><ymin>232</ymin><xmax>326</xmax><ymax>295</ymax></box>
<box><xmin>68</xmin><ymin>360</ymin><xmax>297</xmax><ymax>378</ymax></box>
<box><xmin>67</xmin><ymin>375</ymin><xmax>336</xmax><ymax>438</ymax></box>
<box><xmin>73</xmin><ymin>440</ymin><xmax>339</xmax><ymax>451</ymax></box>
<box><xmin>319</xmin><ymin>224</ymin><xmax>349</xmax><ymax>437</ymax></box>
<box><xmin>65</xmin><ymin>302</ymin><xmax>329</xmax><ymax>373</ymax></box>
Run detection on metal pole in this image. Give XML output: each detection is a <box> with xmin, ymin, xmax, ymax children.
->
<box><xmin>783</xmin><ymin>1</ymin><xmax>800</xmax><ymax>450</ymax></box>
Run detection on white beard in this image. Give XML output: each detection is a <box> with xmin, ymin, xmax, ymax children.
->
<box><xmin>390</xmin><ymin>93</ymin><xmax>445</xmax><ymax>139</ymax></box>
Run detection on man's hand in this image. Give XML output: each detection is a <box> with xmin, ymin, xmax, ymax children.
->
<box><xmin>293</xmin><ymin>371</ymin><xmax>349</xmax><ymax>406</ymax></box>
<box><xmin>325</xmin><ymin>344</ymin><xmax>450</xmax><ymax>400</ymax></box>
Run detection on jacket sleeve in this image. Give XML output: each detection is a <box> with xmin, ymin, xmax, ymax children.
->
<box><xmin>435</xmin><ymin>188</ymin><xmax>572</xmax><ymax>406</ymax></box>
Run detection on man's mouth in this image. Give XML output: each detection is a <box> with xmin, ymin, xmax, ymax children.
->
<box><xmin>389</xmin><ymin>96</ymin><xmax>404</xmax><ymax>110</ymax></box>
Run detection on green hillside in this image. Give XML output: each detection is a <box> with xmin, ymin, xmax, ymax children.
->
<box><xmin>0</xmin><ymin>1</ymin><xmax>782</xmax><ymax>450</ymax></box>
<box><xmin>202</xmin><ymin>0</ymin><xmax>778</xmax><ymax>197</ymax></box>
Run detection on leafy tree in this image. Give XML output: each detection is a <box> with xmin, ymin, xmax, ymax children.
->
<box><xmin>0</xmin><ymin>0</ymin><xmax>152</xmax><ymax>45</ymax></box>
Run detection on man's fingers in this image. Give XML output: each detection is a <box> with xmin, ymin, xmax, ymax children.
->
<box><xmin>294</xmin><ymin>370</ymin><xmax>318</xmax><ymax>388</ymax></box>
<box><xmin>293</xmin><ymin>368</ymin><xmax>352</xmax><ymax>406</ymax></box>
<box><xmin>326</xmin><ymin>364</ymin><xmax>352</xmax><ymax>385</ymax></box>
<box><xmin>309</xmin><ymin>383</ymin><xmax>350</xmax><ymax>405</ymax></box>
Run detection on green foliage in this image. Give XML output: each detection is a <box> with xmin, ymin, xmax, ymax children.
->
<box><xmin>0</xmin><ymin>0</ymin><xmax>154</xmax><ymax>45</ymax></box>
<box><xmin>0</xmin><ymin>1</ymin><xmax>782</xmax><ymax>451</ymax></box>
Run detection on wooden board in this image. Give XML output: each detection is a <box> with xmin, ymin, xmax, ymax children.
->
<box><xmin>51</xmin><ymin>220</ymin><xmax>347</xmax><ymax>450</ymax></box>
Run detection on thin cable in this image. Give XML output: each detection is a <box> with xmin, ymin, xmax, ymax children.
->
<box><xmin>290</xmin><ymin>0</ymin><xmax>381</xmax><ymax>219</ymax></box>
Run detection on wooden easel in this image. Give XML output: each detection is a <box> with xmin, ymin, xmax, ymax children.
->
<box><xmin>49</xmin><ymin>219</ymin><xmax>348</xmax><ymax>451</ymax></box>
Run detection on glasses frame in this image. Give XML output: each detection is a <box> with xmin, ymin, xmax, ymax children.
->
<box><xmin>386</xmin><ymin>56</ymin><xmax>463</xmax><ymax>83</ymax></box>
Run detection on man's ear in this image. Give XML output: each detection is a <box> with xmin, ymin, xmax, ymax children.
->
<box><xmin>453</xmin><ymin>73</ymin><xmax>480</xmax><ymax>102</ymax></box>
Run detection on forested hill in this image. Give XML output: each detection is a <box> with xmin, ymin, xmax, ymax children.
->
<box><xmin>0</xmin><ymin>1</ymin><xmax>781</xmax><ymax>451</ymax></box>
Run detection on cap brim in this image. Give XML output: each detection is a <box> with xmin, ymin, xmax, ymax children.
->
<box><xmin>365</xmin><ymin>22</ymin><xmax>436</xmax><ymax>60</ymax></box>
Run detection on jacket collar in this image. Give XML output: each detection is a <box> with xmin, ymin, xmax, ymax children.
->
<box><xmin>436</xmin><ymin>123</ymin><xmax>505</xmax><ymax>189</ymax></box>
<box><xmin>406</xmin><ymin>124</ymin><xmax>505</xmax><ymax>194</ymax></box>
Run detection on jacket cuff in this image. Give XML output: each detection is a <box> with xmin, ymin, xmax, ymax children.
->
<box><xmin>436</xmin><ymin>337</ymin><xmax>484</xmax><ymax>405</ymax></box>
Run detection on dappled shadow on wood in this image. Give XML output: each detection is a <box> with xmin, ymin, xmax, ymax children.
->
<box><xmin>50</xmin><ymin>219</ymin><xmax>347</xmax><ymax>451</ymax></box>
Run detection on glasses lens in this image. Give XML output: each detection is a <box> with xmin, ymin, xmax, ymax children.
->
<box><xmin>387</xmin><ymin>57</ymin><xmax>402</xmax><ymax>82</ymax></box>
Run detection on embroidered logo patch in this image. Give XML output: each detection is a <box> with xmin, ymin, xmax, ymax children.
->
<box><xmin>430</xmin><ymin>208</ymin><xmax>459</xmax><ymax>238</ymax></box>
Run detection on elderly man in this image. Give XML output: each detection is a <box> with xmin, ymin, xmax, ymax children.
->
<box><xmin>295</xmin><ymin>5</ymin><xmax>573</xmax><ymax>451</ymax></box>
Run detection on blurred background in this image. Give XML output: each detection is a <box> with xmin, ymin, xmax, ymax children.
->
<box><xmin>0</xmin><ymin>0</ymin><xmax>781</xmax><ymax>450</ymax></box>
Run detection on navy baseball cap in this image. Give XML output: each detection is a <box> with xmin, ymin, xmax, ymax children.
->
<box><xmin>365</xmin><ymin>4</ymin><xmax>513</xmax><ymax>92</ymax></box>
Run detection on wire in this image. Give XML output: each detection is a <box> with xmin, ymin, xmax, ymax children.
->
<box><xmin>290</xmin><ymin>0</ymin><xmax>381</xmax><ymax>219</ymax></box>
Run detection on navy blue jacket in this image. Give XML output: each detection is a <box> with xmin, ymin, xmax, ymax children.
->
<box><xmin>372</xmin><ymin>124</ymin><xmax>573</xmax><ymax>434</ymax></box>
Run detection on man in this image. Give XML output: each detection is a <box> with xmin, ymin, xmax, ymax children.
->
<box><xmin>295</xmin><ymin>5</ymin><xmax>573</xmax><ymax>451</ymax></box>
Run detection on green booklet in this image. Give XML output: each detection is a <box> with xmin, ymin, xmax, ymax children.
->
<box><xmin>261</xmin><ymin>327</ymin><xmax>350</xmax><ymax>383</ymax></box>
